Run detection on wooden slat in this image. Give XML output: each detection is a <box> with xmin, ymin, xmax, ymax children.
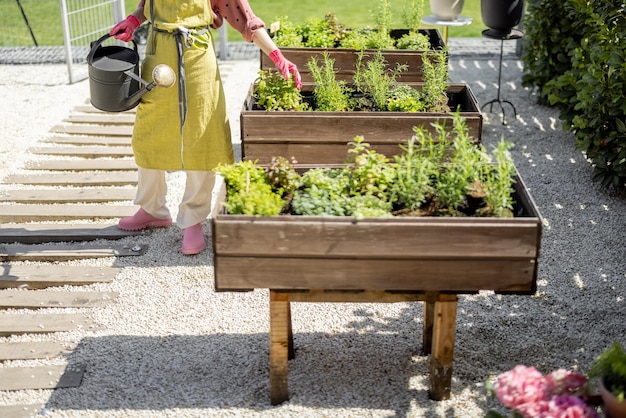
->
<box><xmin>0</xmin><ymin>204</ymin><xmax>139</xmax><ymax>222</ymax></box>
<box><xmin>0</xmin><ymin>364</ymin><xmax>85</xmax><ymax>390</ymax></box>
<box><xmin>0</xmin><ymin>341</ymin><xmax>73</xmax><ymax>361</ymax></box>
<box><xmin>0</xmin><ymin>243</ymin><xmax>148</xmax><ymax>261</ymax></box>
<box><xmin>0</xmin><ymin>290</ymin><xmax>118</xmax><ymax>309</ymax></box>
<box><xmin>50</xmin><ymin>124</ymin><xmax>132</xmax><ymax>136</ymax></box>
<box><xmin>0</xmin><ymin>265</ymin><xmax>120</xmax><ymax>289</ymax></box>
<box><xmin>26</xmin><ymin>159</ymin><xmax>137</xmax><ymax>171</ymax></box>
<box><xmin>30</xmin><ymin>146</ymin><xmax>133</xmax><ymax>158</ymax></box>
<box><xmin>5</xmin><ymin>171</ymin><xmax>138</xmax><ymax>186</ymax></box>
<box><xmin>215</xmin><ymin>257</ymin><xmax>535</xmax><ymax>293</ymax></box>
<box><xmin>0</xmin><ymin>224</ymin><xmax>143</xmax><ymax>244</ymax></box>
<box><xmin>0</xmin><ymin>312</ymin><xmax>95</xmax><ymax>336</ymax></box>
<box><xmin>214</xmin><ymin>217</ymin><xmax>539</xmax><ymax>259</ymax></box>
<box><xmin>43</xmin><ymin>135</ymin><xmax>131</xmax><ymax>146</ymax></box>
<box><xmin>0</xmin><ymin>188</ymin><xmax>135</xmax><ymax>203</ymax></box>
<box><xmin>0</xmin><ymin>404</ymin><xmax>46</xmax><ymax>418</ymax></box>
<box><xmin>63</xmin><ymin>114</ymin><xmax>135</xmax><ymax>125</ymax></box>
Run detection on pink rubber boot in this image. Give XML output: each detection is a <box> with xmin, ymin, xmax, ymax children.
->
<box><xmin>118</xmin><ymin>208</ymin><xmax>172</xmax><ymax>231</ymax></box>
<box><xmin>181</xmin><ymin>223</ymin><xmax>206</xmax><ymax>255</ymax></box>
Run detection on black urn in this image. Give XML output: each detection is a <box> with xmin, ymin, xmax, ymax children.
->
<box><xmin>481</xmin><ymin>0</ymin><xmax>524</xmax><ymax>37</ymax></box>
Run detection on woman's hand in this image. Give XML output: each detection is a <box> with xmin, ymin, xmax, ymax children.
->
<box><xmin>110</xmin><ymin>15</ymin><xmax>141</xmax><ymax>42</ymax></box>
<box><xmin>269</xmin><ymin>49</ymin><xmax>303</xmax><ymax>90</ymax></box>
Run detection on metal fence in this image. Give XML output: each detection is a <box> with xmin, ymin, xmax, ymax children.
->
<box><xmin>0</xmin><ymin>0</ymin><xmax>125</xmax><ymax>83</ymax></box>
<box><xmin>60</xmin><ymin>0</ymin><xmax>125</xmax><ymax>83</ymax></box>
<box><xmin>0</xmin><ymin>1</ymin><xmax>244</xmax><ymax>83</ymax></box>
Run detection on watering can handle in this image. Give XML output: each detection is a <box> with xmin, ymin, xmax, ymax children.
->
<box><xmin>87</xmin><ymin>33</ymin><xmax>138</xmax><ymax>65</ymax></box>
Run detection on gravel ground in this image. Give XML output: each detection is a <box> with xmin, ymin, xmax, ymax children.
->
<box><xmin>0</xmin><ymin>47</ymin><xmax>624</xmax><ymax>418</ymax></box>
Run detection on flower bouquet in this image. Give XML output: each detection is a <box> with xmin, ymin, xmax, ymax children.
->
<box><xmin>486</xmin><ymin>365</ymin><xmax>601</xmax><ymax>418</ymax></box>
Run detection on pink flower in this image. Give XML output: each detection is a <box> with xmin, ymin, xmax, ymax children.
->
<box><xmin>544</xmin><ymin>394</ymin><xmax>599</xmax><ymax>418</ymax></box>
<box><xmin>494</xmin><ymin>365</ymin><xmax>551</xmax><ymax>410</ymax></box>
<box><xmin>546</xmin><ymin>369</ymin><xmax>588</xmax><ymax>395</ymax></box>
<box><xmin>490</xmin><ymin>366</ymin><xmax>599</xmax><ymax>418</ymax></box>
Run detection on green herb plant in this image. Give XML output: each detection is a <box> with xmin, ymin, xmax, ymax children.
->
<box><xmin>396</xmin><ymin>0</ymin><xmax>430</xmax><ymax>51</ymax></box>
<box><xmin>269</xmin><ymin>0</ymin><xmax>432</xmax><ymax>51</ymax></box>
<box><xmin>217</xmin><ymin>113</ymin><xmax>517</xmax><ymax>218</ymax></box>
<box><xmin>307</xmin><ymin>52</ymin><xmax>355</xmax><ymax>111</ymax></box>
<box><xmin>419</xmin><ymin>48</ymin><xmax>450</xmax><ymax>112</ymax></box>
<box><xmin>215</xmin><ymin>160</ymin><xmax>285</xmax><ymax>216</ymax></box>
<box><xmin>588</xmin><ymin>342</ymin><xmax>626</xmax><ymax>402</ymax></box>
<box><xmin>271</xmin><ymin>16</ymin><xmax>304</xmax><ymax>47</ymax></box>
<box><xmin>354</xmin><ymin>50</ymin><xmax>408</xmax><ymax>111</ymax></box>
<box><xmin>254</xmin><ymin>69</ymin><xmax>308</xmax><ymax>111</ymax></box>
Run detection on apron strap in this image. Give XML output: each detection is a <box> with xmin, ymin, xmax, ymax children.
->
<box><xmin>147</xmin><ymin>0</ymin><xmax>210</xmax><ymax>132</ymax></box>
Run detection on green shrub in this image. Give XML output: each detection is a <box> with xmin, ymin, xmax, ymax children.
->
<box><xmin>522</xmin><ymin>0</ymin><xmax>626</xmax><ymax>188</ymax></box>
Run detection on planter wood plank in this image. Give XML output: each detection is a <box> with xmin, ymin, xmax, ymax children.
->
<box><xmin>0</xmin><ymin>204</ymin><xmax>139</xmax><ymax>222</ymax></box>
<box><xmin>26</xmin><ymin>159</ymin><xmax>137</xmax><ymax>171</ymax></box>
<box><xmin>0</xmin><ymin>224</ymin><xmax>142</xmax><ymax>244</ymax></box>
<box><xmin>0</xmin><ymin>188</ymin><xmax>135</xmax><ymax>203</ymax></box>
<box><xmin>0</xmin><ymin>265</ymin><xmax>120</xmax><ymax>288</ymax></box>
<box><xmin>0</xmin><ymin>313</ymin><xmax>95</xmax><ymax>336</ymax></box>
<box><xmin>260</xmin><ymin>29</ymin><xmax>446</xmax><ymax>82</ymax></box>
<box><xmin>240</xmin><ymin>83</ymin><xmax>483</xmax><ymax>164</ymax></box>
<box><xmin>30</xmin><ymin>146</ymin><xmax>133</xmax><ymax>158</ymax></box>
<box><xmin>0</xmin><ymin>341</ymin><xmax>73</xmax><ymax>361</ymax></box>
<box><xmin>0</xmin><ymin>290</ymin><xmax>118</xmax><ymax>309</ymax></box>
<box><xmin>4</xmin><ymin>171</ymin><xmax>138</xmax><ymax>186</ymax></box>
<box><xmin>0</xmin><ymin>364</ymin><xmax>85</xmax><ymax>390</ymax></box>
<box><xmin>0</xmin><ymin>243</ymin><xmax>148</xmax><ymax>261</ymax></box>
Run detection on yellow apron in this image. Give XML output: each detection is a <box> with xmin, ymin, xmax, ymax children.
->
<box><xmin>132</xmin><ymin>0</ymin><xmax>234</xmax><ymax>171</ymax></box>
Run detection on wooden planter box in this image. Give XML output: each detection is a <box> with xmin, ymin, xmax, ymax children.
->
<box><xmin>213</xmin><ymin>171</ymin><xmax>541</xmax><ymax>293</ymax></box>
<box><xmin>212</xmin><ymin>169</ymin><xmax>542</xmax><ymax>405</ymax></box>
<box><xmin>260</xmin><ymin>29</ymin><xmax>446</xmax><ymax>82</ymax></box>
<box><xmin>240</xmin><ymin>82</ymin><xmax>483</xmax><ymax>165</ymax></box>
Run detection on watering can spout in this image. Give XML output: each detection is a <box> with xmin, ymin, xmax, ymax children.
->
<box><xmin>124</xmin><ymin>64</ymin><xmax>176</xmax><ymax>109</ymax></box>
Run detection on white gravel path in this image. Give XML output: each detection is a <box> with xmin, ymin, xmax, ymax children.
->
<box><xmin>0</xmin><ymin>50</ymin><xmax>624</xmax><ymax>418</ymax></box>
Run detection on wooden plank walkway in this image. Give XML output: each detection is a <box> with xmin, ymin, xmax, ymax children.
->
<box><xmin>0</xmin><ymin>341</ymin><xmax>74</xmax><ymax>361</ymax></box>
<box><xmin>0</xmin><ymin>102</ymin><xmax>146</xmax><ymax>410</ymax></box>
<box><xmin>0</xmin><ymin>364</ymin><xmax>85</xmax><ymax>390</ymax></box>
<box><xmin>0</xmin><ymin>224</ymin><xmax>143</xmax><ymax>244</ymax></box>
<box><xmin>0</xmin><ymin>243</ymin><xmax>148</xmax><ymax>261</ymax></box>
<box><xmin>0</xmin><ymin>265</ymin><xmax>120</xmax><ymax>288</ymax></box>
<box><xmin>0</xmin><ymin>313</ymin><xmax>97</xmax><ymax>336</ymax></box>
<box><xmin>0</xmin><ymin>188</ymin><xmax>136</xmax><ymax>203</ymax></box>
<box><xmin>0</xmin><ymin>290</ymin><xmax>118</xmax><ymax>309</ymax></box>
<box><xmin>4</xmin><ymin>171</ymin><xmax>137</xmax><ymax>186</ymax></box>
<box><xmin>30</xmin><ymin>146</ymin><xmax>133</xmax><ymax>158</ymax></box>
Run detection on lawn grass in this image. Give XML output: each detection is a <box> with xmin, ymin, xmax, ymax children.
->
<box><xmin>1</xmin><ymin>0</ymin><xmax>485</xmax><ymax>47</ymax></box>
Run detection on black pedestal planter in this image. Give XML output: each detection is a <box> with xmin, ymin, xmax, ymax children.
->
<box><xmin>481</xmin><ymin>0</ymin><xmax>524</xmax><ymax>37</ymax></box>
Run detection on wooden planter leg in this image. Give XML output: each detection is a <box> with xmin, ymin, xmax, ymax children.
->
<box><xmin>269</xmin><ymin>291</ymin><xmax>290</xmax><ymax>405</ymax></box>
<box><xmin>422</xmin><ymin>301</ymin><xmax>435</xmax><ymax>355</ymax></box>
<box><xmin>428</xmin><ymin>297</ymin><xmax>458</xmax><ymax>401</ymax></box>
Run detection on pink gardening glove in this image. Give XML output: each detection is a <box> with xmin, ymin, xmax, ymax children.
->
<box><xmin>269</xmin><ymin>49</ymin><xmax>302</xmax><ymax>90</ymax></box>
<box><xmin>109</xmin><ymin>15</ymin><xmax>141</xmax><ymax>42</ymax></box>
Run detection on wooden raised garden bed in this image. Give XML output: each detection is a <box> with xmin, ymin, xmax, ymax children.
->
<box><xmin>212</xmin><ymin>168</ymin><xmax>542</xmax><ymax>404</ymax></box>
<box><xmin>260</xmin><ymin>29</ymin><xmax>446</xmax><ymax>82</ymax></box>
<box><xmin>240</xmin><ymin>82</ymin><xmax>483</xmax><ymax>165</ymax></box>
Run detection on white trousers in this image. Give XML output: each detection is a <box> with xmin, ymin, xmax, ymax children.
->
<box><xmin>134</xmin><ymin>167</ymin><xmax>216</xmax><ymax>230</ymax></box>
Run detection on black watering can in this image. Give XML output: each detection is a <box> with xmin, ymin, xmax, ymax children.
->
<box><xmin>87</xmin><ymin>33</ymin><xmax>175</xmax><ymax>112</ymax></box>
